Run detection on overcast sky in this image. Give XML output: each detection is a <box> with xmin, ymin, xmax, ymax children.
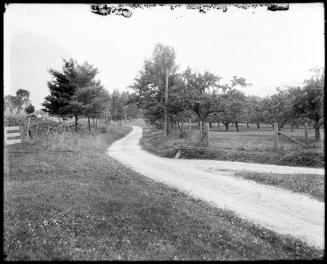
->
<box><xmin>4</xmin><ymin>3</ymin><xmax>324</xmax><ymax>109</ymax></box>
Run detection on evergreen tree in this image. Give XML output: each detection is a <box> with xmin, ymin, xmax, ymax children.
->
<box><xmin>43</xmin><ymin>59</ymin><xmax>105</xmax><ymax>132</ymax></box>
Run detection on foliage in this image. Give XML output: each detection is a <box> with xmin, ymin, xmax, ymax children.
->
<box><xmin>181</xmin><ymin>68</ymin><xmax>223</xmax><ymax>123</ymax></box>
<box><xmin>43</xmin><ymin>58</ymin><xmax>108</xmax><ymax>131</ymax></box>
<box><xmin>261</xmin><ymin>88</ymin><xmax>293</xmax><ymax>129</ymax></box>
<box><xmin>4</xmin><ymin>89</ymin><xmax>31</xmax><ymax>114</ymax></box>
<box><xmin>43</xmin><ymin>58</ymin><xmax>79</xmax><ymax>118</ymax></box>
<box><xmin>109</xmin><ymin>89</ymin><xmax>126</xmax><ymax>121</ymax></box>
<box><xmin>4</xmin><ymin>95</ymin><xmax>16</xmax><ymax>113</ymax></box>
<box><xmin>215</xmin><ymin>76</ymin><xmax>250</xmax><ymax>131</ymax></box>
<box><xmin>25</xmin><ymin>104</ymin><xmax>35</xmax><ymax>115</ymax></box>
<box><xmin>130</xmin><ymin>43</ymin><xmax>178</xmax><ymax>124</ymax></box>
<box><xmin>244</xmin><ymin>96</ymin><xmax>265</xmax><ymax>128</ymax></box>
<box><xmin>15</xmin><ymin>89</ymin><xmax>31</xmax><ymax>113</ymax></box>
<box><xmin>291</xmin><ymin>67</ymin><xmax>324</xmax><ymax>141</ymax></box>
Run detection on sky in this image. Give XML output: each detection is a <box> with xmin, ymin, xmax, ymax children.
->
<box><xmin>4</xmin><ymin>3</ymin><xmax>325</xmax><ymax>109</ymax></box>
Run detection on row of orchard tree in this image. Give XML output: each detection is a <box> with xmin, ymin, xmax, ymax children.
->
<box><xmin>42</xmin><ymin>58</ymin><xmax>139</xmax><ymax>132</ymax></box>
<box><xmin>130</xmin><ymin>43</ymin><xmax>324</xmax><ymax>142</ymax></box>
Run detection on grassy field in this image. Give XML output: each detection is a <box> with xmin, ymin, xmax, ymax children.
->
<box><xmin>233</xmin><ymin>171</ymin><xmax>324</xmax><ymax>202</ymax></box>
<box><xmin>3</xmin><ymin>120</ymin><xmax>324</xmax><ymax>260</ymax></box>
<box><xmin>140</xmin><ymin>125</ymin><xmax>324</xmax><ymax>168</ymax></box>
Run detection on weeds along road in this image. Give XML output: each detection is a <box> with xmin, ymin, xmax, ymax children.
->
<box><xmin>107</xmin><ymin>126</ymin><xmax>325</xmax><ymax>250</ymax></box>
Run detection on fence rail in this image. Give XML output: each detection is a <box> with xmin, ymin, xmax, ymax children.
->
<box><xmin>4</xmin><ymin>126</ymin><xmax>22</xmax><ymax>145</ymax></box>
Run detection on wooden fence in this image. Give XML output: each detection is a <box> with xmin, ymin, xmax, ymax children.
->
<box><xmin>4</xmin><ymin>126</ymin><xmax>22</xmax><ymax>145</ymax></box>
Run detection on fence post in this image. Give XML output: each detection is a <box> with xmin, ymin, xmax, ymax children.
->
<box><xmin>32</xmin><ymin>122</ymin><xmax>40</xmax><ymax>143</ymax></box>
<box><xmin>206</xmin><ymin>122</ymin><xmax>210</xmax><ymax>145</ymax></box>
<box><xmin>26</xmin><ymin>116</ymin><xmax>31</xmax><ymax>142</ymax></box>
<box><xmin>274</xmin><ymin>122</ymin><xmax>279</xmax><ymax>151</ymax></box>
<box><xmin>304</xmin><ymin>122</ymin><xmax>309</xmax><ymax>147</ymax></box>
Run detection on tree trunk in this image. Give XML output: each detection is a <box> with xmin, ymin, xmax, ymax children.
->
<box><xmin>246</xmin><ymin>123</ymin><xmax>249</xmax><ymax>128</ymax></box>
<box><xmin>256</xmin><ymin>123</ymin><xmax>260</xmax><ymax>129</ymax></box>
<box><xmin>74</xmin><ymin>115</ymin><xmax>78</xmax><ymax>132</ymax></box>
<box><xmin>209</xmin><ymin>122</ymin><xmax>212</xmax><ymax>129</ymax></box>
<box><xmin>199</xmin><ymin>121</ymin><xmax>209</xmax><ymax>147</ymax></box>
<box><xmin>224</xmin><ymin>123</ymin><xmax>229</xmax><ymax>131</ymax></box>
<box><xmin>235</xmin><ymin>122</ymin><xmax>239</xmax><ymax>132</ymax></box>
<box><xmin>88</xmin><ymin>116</ymin><xmax>91</xmax><ymax>132</ymax></box>
<box><xmin>217</xmin><ymin>122</ymin><xmax>219</xmax><ymax>128</ymax></box>
<box><xmin>314</xmin><ymin>120</ymin><xmax>321</xmax><ymax>142</ymax></box>
<box><xmin>163</xmin><ymin>69</ymin><xmax>169</xmax><ymax>136</ymax></box>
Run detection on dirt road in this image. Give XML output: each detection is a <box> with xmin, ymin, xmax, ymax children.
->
<box><xmin>107</xmin><ymin>126</ymin><xmax>325</xmax><ymax>249</ymax></box>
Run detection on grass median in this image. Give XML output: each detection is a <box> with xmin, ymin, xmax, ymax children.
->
<box><xmin>3</xmin><ymin>124</ymin><xmax>323</xmax><ymax>260</ymax></box>
<box><xmin>233</xmin><ymin>171</ymin><xmax>324</xmax><ymax>202</ymax></box>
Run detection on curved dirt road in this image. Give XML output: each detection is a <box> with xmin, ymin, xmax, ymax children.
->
<box><xmin>107</xmin><ymin>126</ymin><xmax>325</xmax><ymax>249</ymax></box>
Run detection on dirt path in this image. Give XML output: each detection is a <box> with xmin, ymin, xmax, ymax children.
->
<box><xmin>107</xmin><ymin>126</ymin><xmax>324</xmax><ymax>249</ymax></box>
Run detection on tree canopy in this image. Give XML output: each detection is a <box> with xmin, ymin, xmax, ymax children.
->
<box><xmin>43</xmin><ymin>58</ymin><xmax>109</xmax><ymax>131</ymax></box>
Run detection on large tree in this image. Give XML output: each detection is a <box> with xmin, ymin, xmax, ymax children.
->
<box><xmin>131</xmin><ymin>43</ymin><xmax>177</xmax><ymax>131</ymax></box>
<box><xmin>43</xmin><ymin>59</ymin><xmax>105</xmax><ymax>132</ymax></box>
<box><xmin>43</xmin><ymin>59</ymin><xmax>78</xmax><ymax>120</ymax></box>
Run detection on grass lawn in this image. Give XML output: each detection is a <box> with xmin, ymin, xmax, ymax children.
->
<box><xmin>233</xmin><ymin>171</ymin><xmax>324</xmax><ymax>202</ymax></box>
<box><xmin>3</xmin><ymin>123</ymin><xmax>324</xmax><ymax>260</ymax></box>
<box><xmin>140</xmin><ymin>127</ymin><xmax>324</xmax><ymax>168</ymax></box>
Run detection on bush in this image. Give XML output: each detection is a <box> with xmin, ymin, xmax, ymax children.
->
<box><xmin>278</xmin><ymin>150</ymin><xmax>325</xmax><ymax>167</ymax></box>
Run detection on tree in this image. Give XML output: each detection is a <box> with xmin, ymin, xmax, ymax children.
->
<box><xmin>180</xmin><ymin>68</ymin><xmax>224</xmax><ymax>144</ymax></box>
<box><xmin>43</xmin><ymin>59</ymin><xmax>104</xmax><ymax>132</ymax></box>
<box><xmin>261</xmin><ymin>88</ymin><xmax>294</xmax><ymax>130</ymax></box>
<box><xmin>4</xmin><ymin>90</ymin><xmax>30</xmax><ymax>114</ymax></box>
<box><xmin>4</xmin><ymin>95</ymin><xmax>15</xmax><ymax>114</ymax></box>
<box><xmin>43</xmin><ymin>58</ymin><xmax>79</xmax><ymax>122</ymax></box>
<box><xmin>125</xmin><ymin>103</ymin><xmax>138</xmax><ymax>120</ymax></box>
<box><xmin>73</xmin><ymin>85</ymin><xmax>109</xmax><ymax>131</ymax></box>
<box><xmin>216</xmin><ymin>76</ymin><xmax>251</xmax><ymax>131</ymax></box>
<box><xmin>219</xmin><ymin>89</ymin><xmax>246</xmax><ymax>131</ymax></box>
<box><xmin>109</xmin><ymin>89</ymin><xmax>125</xmax><ymax>122</ymax></box>
<box><xmin>291</xmin><ymin>68</ymin><xmax>324</xmax><ymax>141</ymax></box>
<box><xmin>25</xmin><ymin>104</ymin><xmax>35</xmax><ymax>115</ymax></box>
<box><xmin>15</xmin><ymin>89</ymin><xmax>30</xmax><ymax>113</ymax></box>
<box><xmin>72</xmin><ymin>62</ymin><xmax>108</xmax><ymax>131</ymax></box>
<box><xmin>245</xmin><ymin>96</ymin><xmax>265</xmax><ymax>129</ymax></box>
<box><xmin>131</xmin><ymin>43</ymin><xmax>177</xmax><ymax>133</ymax></box>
